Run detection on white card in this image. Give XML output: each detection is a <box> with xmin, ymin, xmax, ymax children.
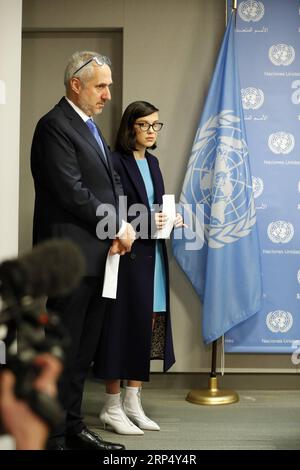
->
<box><xmin>102</xmin><ymin>253</ymin><xmax>120</xmax><ymax>299</ymax></box>
<box><xmin>0</xmin><ymin>80</ymin><xmax>6</xmax><ymax>105</ymax></box>
<box><xmin>155</xmin><ymin>194</ymin><xmax>176</xmax><ymax>239</ymax></box>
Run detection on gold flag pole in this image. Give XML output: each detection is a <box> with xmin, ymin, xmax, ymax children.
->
<box><xmin>232</xmin><ymin>0</ymin><xmax>238</xmax><ymax>27</ymax></box>
<box><xmin>186</xmin><ymin>339</ymin><xmax>239</xmax><ymax>405</ymax></box>
<box><xmin>226</xmin><ymin>0</ymin><xmax>237</xmax><ymax>23</ymax></box>
<box><xmin>186</xmin><ymin>0</ymin><xmax>239</xmax><ymax>406</ymax></box>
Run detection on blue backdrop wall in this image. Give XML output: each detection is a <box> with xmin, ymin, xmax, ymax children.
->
<box><xmin>225</xmin><ymin>0</ymin><xmax>300</xmax><ymax>353</ymax></box>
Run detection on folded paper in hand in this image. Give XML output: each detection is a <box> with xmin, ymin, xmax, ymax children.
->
<box><xmin>102</xmin><ymin>253</ymin><xmax>120</xmax><ymax>299</ymax></box>
<box><xmin>155</xmin><ymin>194</ymin><xmax>176</xmax><ymax>239</ymax></box>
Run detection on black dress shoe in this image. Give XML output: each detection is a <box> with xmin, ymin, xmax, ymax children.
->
<box><xmin>65</xmin><ymin>427</ymin><xmax>125</xmax><ymax>451</ymax></box>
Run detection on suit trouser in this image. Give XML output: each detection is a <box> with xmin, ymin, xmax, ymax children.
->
<box><xmin>47</xmin><ymin>277</ymin><xmax>108</xmax><ymax>440</ymax></box>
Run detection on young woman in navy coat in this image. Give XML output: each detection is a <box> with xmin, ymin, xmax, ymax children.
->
<box><xmin>93</xmin><ymin>101</ymin><xmax>184</xmax><ymax>435</ymax></box>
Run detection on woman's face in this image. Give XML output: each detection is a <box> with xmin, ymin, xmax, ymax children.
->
<box><xmin>133</xmin><ymin>112</ymin><xmax>160</xmax><ymax>150</ymax></box>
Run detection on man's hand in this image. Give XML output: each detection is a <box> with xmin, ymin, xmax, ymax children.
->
<box><xmin>118</xmin><ymin>222</ymin><xmax>135</xmax><ymax>252</ymax></box>
<box><xmin>109</xmin><ymin>239</ymin><xmax>127</xmax><ymax>256</ymax></box>
<box><xmin>109</xmin><ymin>222</ymin><xmax>135</xmax><ymax>256</ymax></box>
<box><xmin>0</xmin><ymin>354</ymin><xmax>62</xmax><ymax>450</ymax></box>
<box><xmin>33</xmin><ymin>353</ymin><xmax>63</xmax><ymax>396</ymax></box>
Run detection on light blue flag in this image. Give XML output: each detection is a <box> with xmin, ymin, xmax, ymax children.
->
<box><xmin>172</xmin><ymin>11</ymin><xmax>263</xmax><ymax>344</ymax></box>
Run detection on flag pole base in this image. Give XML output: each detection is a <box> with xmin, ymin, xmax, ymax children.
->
<box><xmin>186</xmin><ymin>376</ymin><xmax>239</xmax><ymax>406</ymax></box>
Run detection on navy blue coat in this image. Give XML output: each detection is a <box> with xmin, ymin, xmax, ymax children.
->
<box><xmin>93</xmin><ymin>150</ymin><xmax>175</xmax><ymax>381</ymax></box>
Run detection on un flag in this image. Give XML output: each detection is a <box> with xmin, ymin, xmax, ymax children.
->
<box><xmin>172</xmin><ymin>12</ymin><xmax>263</xmax><ymax>344</ymax></box>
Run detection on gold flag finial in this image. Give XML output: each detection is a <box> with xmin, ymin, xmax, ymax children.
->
<box><xmin>232</xmin><ymin>0</ymin><xmax>238</xmax><ymax>27</ymax></box>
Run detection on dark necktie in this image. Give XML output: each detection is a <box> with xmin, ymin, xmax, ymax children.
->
<box><xmin>86</xmin><ymin>118</ymin><xmax>107</xmax><ymax>163</ymax></box>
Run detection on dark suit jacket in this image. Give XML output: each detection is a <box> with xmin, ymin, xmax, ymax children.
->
<box><xmin>31</xmin><ymin>97</ymin><xmax>122</xmax><ymax>276</ymax></box>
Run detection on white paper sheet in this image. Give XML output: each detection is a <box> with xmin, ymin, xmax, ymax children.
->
<box><xmin>155</xmin><ymin>194</ymin><xmax>176</xmax><ymax>239</ymax></box>
<box><xmin>0</xmin><ymin>80</ymin><xmax>6</xmax><ymax>105</ymax></box>
<box><xmin>102</xmin><ymin>253</ymin><xmax>120</xmax><ymax>299</ymax></box>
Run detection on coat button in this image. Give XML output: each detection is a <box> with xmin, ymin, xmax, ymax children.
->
<box><xmin>130</xmin><ymin>253</ymin><xmax>136</xmax><ymax>260</ymax></box>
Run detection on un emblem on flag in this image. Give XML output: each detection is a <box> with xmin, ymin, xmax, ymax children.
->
<box><xmin>269</xmin><ymin>44</ymin><xmax>295</xmax><ymax>66</ymax></box>
<box><xmin>266</xmin><ymin>310</ymin><xmax>293</xmax><ymax>333</ymax></box>
<box><xmin>238</xmin><ymin>1</ymin><xmax>265</xmax><ymax>22</ymax></box>
<box><xmin>241</xmin><ymin>87</ymin><xmax>264</xmax><ymax>110</ymax></box>
<box><xmin>186</xmin><ymin>111</ymin><xmax>256</xmax><ymax>248</ymax></box>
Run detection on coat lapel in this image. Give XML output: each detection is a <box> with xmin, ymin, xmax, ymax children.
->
<box><xmin>72</xmin><ymin>118</ymin><xmax>109</xmax><ymax>169</ymax></box>
<box><xmin>146</xmin><ymin>154</ymin><xmax>164</xmax><ymax>206</ymax></box>
<box><xmin>59</xmin><ymin>98</ymin><xmax>110</xmax><ymax>171</ymax></box>
<box><xmin>121</xmin><ymin>154</ymin><xmax>151</xmax><ymax>209</ymax></box>
<box><xmin>95</xmin><ymin>124</ymin><xmax>116</xmax><ymax>177</ymax></box>
<box><xmin>121</xmin><ymin>153</ymin><xmax>164</xmax><ymax>209</ymax></box>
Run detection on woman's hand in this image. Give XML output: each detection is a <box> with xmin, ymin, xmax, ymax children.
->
<box><xmin>174</xmin><ymin>213</ymin><xmax>187</xmax><ymax>228</ymax></box>
<box><xmin>155</xmin><ymin>212</ymin><xmax>168</xmax><ymax>230</ymax></box>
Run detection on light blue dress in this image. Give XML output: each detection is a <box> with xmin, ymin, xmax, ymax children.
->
<box><xmin>136</xmin><ymin>159</ymin><xmax>167</xmax><ymax>312</ymax></box>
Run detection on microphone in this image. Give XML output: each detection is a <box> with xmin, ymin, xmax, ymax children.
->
<box><xmin>0</xmin><ymin>239</ymin><xmax>86</xmax><ymax>300</ymax></box>
<box><xmin>0</xmin><ymin>240</ymin><xmax>85</xmax><ymax>430</ymax></box>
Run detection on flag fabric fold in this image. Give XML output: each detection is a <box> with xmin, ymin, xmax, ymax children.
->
<box><xmin>172</xmin><ymin>11</ymin><xmax>263</xmax><ymax>344</ymax></box>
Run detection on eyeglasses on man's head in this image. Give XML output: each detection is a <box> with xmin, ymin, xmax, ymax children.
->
<box><xmin>135</xmin><ymin>122</ymin><xmax>164</xmax><ymax>132</ymax></box>
<box><xmin>73</xmin><ymin>55</ymin><xmax>111</xmax><ymax>77</ymax></box>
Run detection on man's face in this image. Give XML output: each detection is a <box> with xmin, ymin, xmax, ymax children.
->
<box><xmin>76</xmin><ymin>64</ymin><xmax>112</xmax><ymax>117</ymax></box>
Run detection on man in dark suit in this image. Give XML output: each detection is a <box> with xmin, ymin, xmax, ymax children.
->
<box><xmin>31</xmin><ymin>51</ymin><xmax>134</xmax><ymax>450</ymax></box>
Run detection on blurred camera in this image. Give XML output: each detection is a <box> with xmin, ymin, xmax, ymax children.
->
<box><xmin>0</xmin><ymin>239</ymin><xmax>85</xmax><ymax>428</ymax></box>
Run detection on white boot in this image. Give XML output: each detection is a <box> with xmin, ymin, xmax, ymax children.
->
<box><xmin>123</xmin><ymin>386</ymin><xmax>160</xmax><ymax>431</ymax></box>
<box><xmin>99</xmin><ymin>392</ymin><xmax>144</xmax><ymax>435</ymax></box>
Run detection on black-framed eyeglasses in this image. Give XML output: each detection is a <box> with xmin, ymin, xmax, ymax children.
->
<box><xmin>135</xmin><ymin>122</ymin><xmax>164</xmax><ymax>132</ymax></box>
<box><xmin>72</xmin><ymin>55</ymin><xmax>111</xmax><ymax>76</ymax></box>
